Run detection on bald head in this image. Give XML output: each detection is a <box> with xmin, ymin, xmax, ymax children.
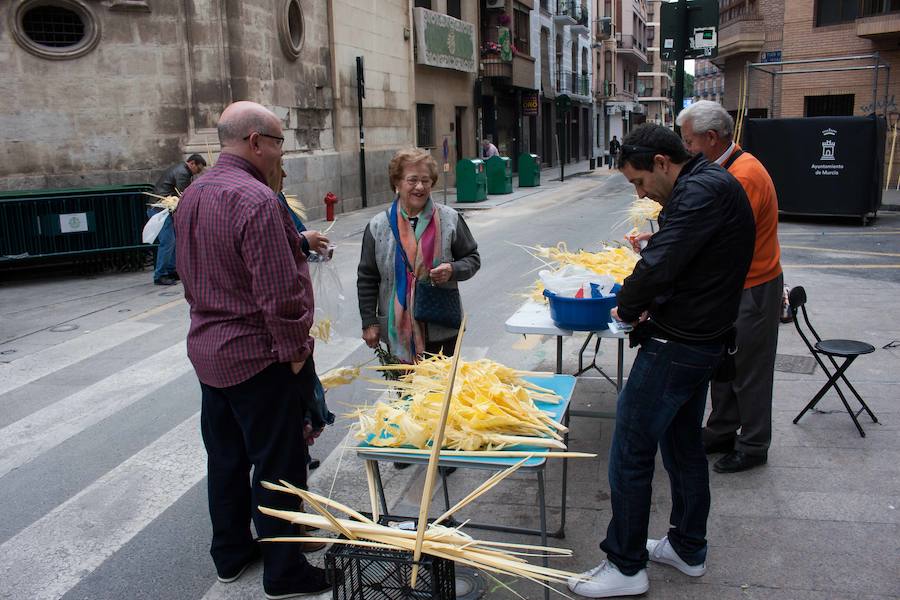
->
<box><xmin>217</xmin><ymin>101</ymin><xmax>281</xmax><ymax>147</ymax></box>
<box><xmin>216</xmin><ymin>101</ymin><xmax>284</xmax><ymax>188</ymax></box>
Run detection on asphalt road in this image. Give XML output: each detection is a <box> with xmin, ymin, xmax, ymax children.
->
<box><xmin>1</xmin><ymin>172</ymin><xmax>898</xmax><ymax>600</ymax></box>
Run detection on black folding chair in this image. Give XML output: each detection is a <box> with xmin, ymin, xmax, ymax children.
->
<box><xmin>788</xmin><ymin>286</ymin><xmax>877</xmax><ymax>437</ymax></box>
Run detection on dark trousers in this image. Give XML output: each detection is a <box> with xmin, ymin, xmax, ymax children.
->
<box><xmin>200</xmin><ymin>360</ymin><xmax>316</xmax><ymax>589</ymax></box>
<box><xmin>600</xmin><ymin>339</ymin><xmax>723</xmax><ymax>575</ymax></box>
<box><xmin>147</xmin><ymin>207</ymin><xmax>176</xmax><ymax>281</ymax></box>
<box><xmin>705</xmin><ymin>274</ymin><xmax>783</xmax><ymax>456</ymax></box>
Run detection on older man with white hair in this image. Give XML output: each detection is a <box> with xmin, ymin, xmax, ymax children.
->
<box><xmin>676</xmin><ymin>100</ymin><xmax>783</xmax><ymax>474</ymax></box>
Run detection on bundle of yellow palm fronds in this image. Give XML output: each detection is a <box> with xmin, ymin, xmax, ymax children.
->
<box><xmin>143</xmin><ymin>192</ymin><xmax>180</xmax><ymax>212</ymax></box>
<box><xmin>355</xmin><ymin>354</ymin><xmax>566</xmax><ymax>451</ymax></box>
<box><xmin>283</xmin><ymin>193</ymin><xmax>307</xmax><ymax>222</ymax></box>
<box><xmin>522</xmin><ymin>242</ymin><xmax>640</xmax><ymax>302</ymax></box>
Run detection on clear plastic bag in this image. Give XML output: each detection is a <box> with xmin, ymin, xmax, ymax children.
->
<box><xmin>308</xmin><ymin>258</ymin><xmax>344</xmax><ymax>342</ymax></box>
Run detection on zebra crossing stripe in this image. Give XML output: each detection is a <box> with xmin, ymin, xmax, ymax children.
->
<box><xmin>0</xmin><ymin>412</ymin><xmax>206</xmax><ymax>600</ymax></box>
<box><xmin>0</xmin><ymin>342</ymin><xmax>192</xmax><ymax>479</ymax></box>
<box><xmin>0</xmin><ymin>320</ymin><xmax>160</xmax><ymax>397</ymax></box>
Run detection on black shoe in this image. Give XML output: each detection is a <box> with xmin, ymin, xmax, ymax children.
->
<box><xmin>703</xmin><ymin>437</ymin><xmax>735</xmax><ymax>455</ymax></box>
<box><xmin>216</xmin><ymin>542</ymin><xmax>262</xmax><ymax>583</ymax></box>
<box><xmin>713</xmin><ymin>450</ymin><xmax>767</xmax><ymax>474</ymax></box>
<box><xmin>264</xmin><ymin>565</ymin><xmax>336</xmax><ymax>599</ymax></box>
<box><xmin>308</xmin><ymin>458</ymin><xmax>321</xmax><ymax>471</ymax></box>
<box><xmin>154</xmin><ymin>275</ymin><xmax>178</xmax><ymax>286</ymax></box>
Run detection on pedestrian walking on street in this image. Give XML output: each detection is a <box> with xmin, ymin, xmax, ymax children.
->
<box><xmin>569</xmin><ymin>124</ymin><xmax>755</xmax><ymax>598</ymax></box>
<box><xmin>357</xmin><ymin>148</ymin><xmax>480</xmax><ymax>363</ymax></box>
<box><xmin>608</xmin><ymin>135</ymin><xmax>620</xmax><ymax>170</ymax></box>
<box><xmin>149</xmin><ymin>153</ymin><xmax>205</xmax><ymax>285</ymax></box>
<box><xmin>174</xmin><ymin>101</ymin><xmax>333</xmax><ymax>599</ymax></box>
<box><xmin>678</xmin><ymin>100</ymin><xmax>783</xmax><ymax>474</ymax></box>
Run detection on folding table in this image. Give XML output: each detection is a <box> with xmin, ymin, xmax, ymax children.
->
<box><xmin>504</xmin><ymin>300</ymin><xmax>626</xmax><ymax>419</ymax></box>
<box><xmin>357</xmin><ymin>374</ymin><xmax>577</xmax><ymax>600</ymax></box>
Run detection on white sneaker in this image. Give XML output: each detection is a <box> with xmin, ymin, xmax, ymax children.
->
<box><xmin>646</xmin><ymin>536</ymin><xmax>706</xmax><ymax>577</ymax></box>
<box><xmin>567</xmin><ymin>560</ymin><xmax>649</xmax><ymax>598</ymax></box>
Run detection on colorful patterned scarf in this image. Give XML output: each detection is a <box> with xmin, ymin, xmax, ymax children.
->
<box><xmin>388</xmin><ymin>197</ymin><xmax>441</xmax><ymax>363</ymax></box>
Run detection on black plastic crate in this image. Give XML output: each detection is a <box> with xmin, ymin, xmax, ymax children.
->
<box><xmin>325</xmin><ymin>543</ymin><xmax>455</xmax><ymax>600</ymax></box>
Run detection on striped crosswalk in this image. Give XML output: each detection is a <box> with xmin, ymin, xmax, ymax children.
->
<box><xmin>0</xmin><ymin>309</ymin><xmax>364</xmax><ymax>600</ymax></box>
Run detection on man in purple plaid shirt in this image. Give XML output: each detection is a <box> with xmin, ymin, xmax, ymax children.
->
<box><xmin>175</xmin><ymin>101</ymin><xmax>332</xmax><ymax>599</ymax></box>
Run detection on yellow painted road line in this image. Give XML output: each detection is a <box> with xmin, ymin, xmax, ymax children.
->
<box><xmin>781</xmin><ymin>245</ymin><xmax>900</xmax><ymax>258</ymax></box>
<box><xmin>783</xmin><ymin>264</ymin><xmax>900</xmax><ymax>269</ymax></box>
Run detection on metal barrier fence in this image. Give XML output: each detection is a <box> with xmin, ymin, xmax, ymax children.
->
<box><xmin>0</xmin><ymin>184</ymin><xmax>153</xmax><ymax>268</ymax></box>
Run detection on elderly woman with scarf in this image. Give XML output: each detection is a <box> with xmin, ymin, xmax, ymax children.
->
<box><xmin>357</xmin><ymin>148</ymin><xmax>480</xmax><ymax>363</ymax></box>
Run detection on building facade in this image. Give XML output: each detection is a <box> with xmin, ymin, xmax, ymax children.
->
<box><xmin>412</xmin><ymin>1</ymin><xmax>479</xmax><ymax>187</ymax></box>
<box><xmin>595</xmin><ymin>0</ymin><xmax>652</xmax><ymax>160</ymax></box>
<box><xmin>716</xmin><ymin>0</ymin><xmax>900</xmax><ymax>179</ymax></box>
<box><xmin>693</xmin><ymin>58</ymin><xmax>724</xmax><ymax>105</ymax></box>
<box><xmin>639</xmin><ymin>0</ymin><xmax>674</xmax><ymax>126</ymax></box>
<box><xmin>0</xmin><ymin>0</ymin><xmax>419</xmax><ymax>218</ymax></box>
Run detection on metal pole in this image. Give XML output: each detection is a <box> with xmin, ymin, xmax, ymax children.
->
<box><xmin>770</xmin><ymin>71</ymin><xmax>775</xmax><ymax>118</ymax></box>
<box><xmin>356</xmin><ymin>56</ymin><xmax>368</xmax><ymax>208</ymax></box>
<box><xmin>672</xmin><ymin>0</ymin><xmax>688</xmax><ymax>129</ymax></box>
<box><xmin>560</xmin><ymin>118</ymin><xmax>565</xmax><ymax>182</ymax></box>
<box><xmin>744</xmin><ymin>61</ymin><xmax>751</xmax><ymax>122</ymax></box>
<box><xmin>873</xmin><ymin>52</ymin><xmax>880</xmax><ymax>116</ymax></box>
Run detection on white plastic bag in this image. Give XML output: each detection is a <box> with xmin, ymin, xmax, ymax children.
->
<box><xmin>309</xmin><ymin>259</ymin><xmax>345</xmax><ymax>342</ymax></box>
<box><xmin>142</xmin><ymin>210</ymin><xmax>169</xmax><ymax>244</ymax></box>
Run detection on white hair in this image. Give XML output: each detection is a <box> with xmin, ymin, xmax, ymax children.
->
<box><xmin>676</xmin><ymin>100</ymin><xmax>734</xmax><ymax>139</ymax></box>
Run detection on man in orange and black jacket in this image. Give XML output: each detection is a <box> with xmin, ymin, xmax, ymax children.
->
<box><xmin>677</xmin><ymin>100</ymin><xmax>783</xmax><ymax>474</ymax></box>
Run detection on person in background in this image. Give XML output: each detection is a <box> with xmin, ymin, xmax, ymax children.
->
<box><xmin>608</xmin><ymin>135</ymin><xmax>621</xmax><ymax>170</ymax></box>
<box><xmin>481</xmin><ymin>137</ymin><xmax>499</xmax><ymax>159</ymax></box>
<box><xmin>149</xmin><ymin>153</ymin><xmax>206</xmax><ymax>285</ymax></box>
<box><xmin>271</xmin><ymin>165</ymin><xmax>331</xmax><ymax>473</ymax></box>
<box><xmin>569</xmin><ymin>124</ymin><xmax>755</xmax><ymax>598</ymax></box>
<box><xmin>175</xmin><ymin>101</ymin><xmax>333</xmax><ymax>598</ymax></box>
<box><xmin>677</xmin><ymin>100</ymin><xmax>783</xmax><ymax>474</ymax></box>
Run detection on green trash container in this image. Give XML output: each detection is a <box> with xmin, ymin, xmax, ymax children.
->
<box><xmin>455</xmin><ymin>158</ymin><xmax>487</xmax><ymax>202</ymax></box>
<box><xmin>485</xmin><ymin>155</ymin><xmax>513</xmax><ymax>194</ymax></box>
<box><xmin>518</xmin><ymin>153</ymin><xmax>541</xmax><ymax>187</ymax></box>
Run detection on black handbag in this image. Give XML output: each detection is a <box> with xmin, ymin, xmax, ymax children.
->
<box><xmin>389</xmin><ymin>214</ymin><xmax>463</xmax><ymax>330</ymax></box>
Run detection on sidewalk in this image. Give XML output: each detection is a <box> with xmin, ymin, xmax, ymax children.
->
<box><xmin>335</xmin><ymin>213</ymin><xmax>900</xmax><ymax>599</ymax></box>
<box><xmin>431</xmin><ymin>158</ymin><xmax>606</xmax><ymax>211</ymax></box>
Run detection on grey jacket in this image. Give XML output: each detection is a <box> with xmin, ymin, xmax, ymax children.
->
<box><xmin>357</xmin><ymin>203</ymin><xmax>480</xmax><ymax>342</ymax></box>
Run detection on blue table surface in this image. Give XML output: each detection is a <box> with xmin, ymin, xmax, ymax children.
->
<box><xmin>356</xmin><ymin>374</ymin><xmax>577</xmax><ymax>468</ymax></box>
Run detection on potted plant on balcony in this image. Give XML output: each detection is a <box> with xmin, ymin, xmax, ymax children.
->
<box><xmin>481</xmin><ymin>40</ymin><xmax>501</xmax><ymax>58</ymax></box>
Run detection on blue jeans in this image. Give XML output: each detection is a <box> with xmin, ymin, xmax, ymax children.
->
<box><xmin>600</xmin><ymin>338</ymin><xmax>723</xmax><ymax>575</ymax></box>
<box><xmin>148</xmin><ymin>207</ymin><xmax>176</xmax><ymax>281</ymax></box>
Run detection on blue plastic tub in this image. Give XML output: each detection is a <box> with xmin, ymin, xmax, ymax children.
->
<box><xmin>543</xmin><ymin>286</ymin><xmax>620</xmax><ymax>331</ymax></box>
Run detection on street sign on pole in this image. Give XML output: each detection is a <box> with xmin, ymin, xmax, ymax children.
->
<box><xmin>660</xmin><ymin>0</ymin><xmax>719</xmax><ymax>61</ymax></box>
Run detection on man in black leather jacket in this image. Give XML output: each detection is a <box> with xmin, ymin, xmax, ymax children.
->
<box><xmin>568</xmin><ymin>124</ymin><xmax>755</xmax><ymax>599</ymax></box>
<box><xmin>149</xmin><ymin>154</ymin><xmax>206</xmax><ymax>285</ymax></box>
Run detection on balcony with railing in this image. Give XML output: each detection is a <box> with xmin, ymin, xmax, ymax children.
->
<box><xmin>717</xmin><ymin>0</ymin><xmax>765</xmax><ymax>59</ymax></box>
<box><xmin>556</xmin><ymin>69</ymin><xmax>590</xmax><ymax>98</ymax></box>
<box><xmin>857</xmin><ymin>0</ymin><xmax>900</xmax><ymax>38</ymax></box>
<box><xmin>616</xmin><ymin>33</ymin><xmax>648</xmax><ymax>64</ymax></box>
<box><xmin>554</xmin><ymin>0</ymin><xmax>585</xmax><ymax>27</ymax></box>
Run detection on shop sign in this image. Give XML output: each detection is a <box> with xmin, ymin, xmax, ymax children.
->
<box><xmin>413</xmin><ymin>8</ymin><xmax>476</xmax><ymax>73</ymax></box>
<box><xmin>522</xmin><ymin>92</ymin><xmax>539</xmax><ymax>116</ymax></box>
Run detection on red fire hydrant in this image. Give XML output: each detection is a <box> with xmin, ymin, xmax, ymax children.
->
<box><xmin>323</xmin><ymin>192</ymin><xmax>338</xmax><ymax>221</ymax></box>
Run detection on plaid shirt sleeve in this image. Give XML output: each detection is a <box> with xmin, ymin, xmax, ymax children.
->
<box><xmin>240</xmin><ymin>197</ymin><xmax>314</xmax><ymax>364</ymax></box>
